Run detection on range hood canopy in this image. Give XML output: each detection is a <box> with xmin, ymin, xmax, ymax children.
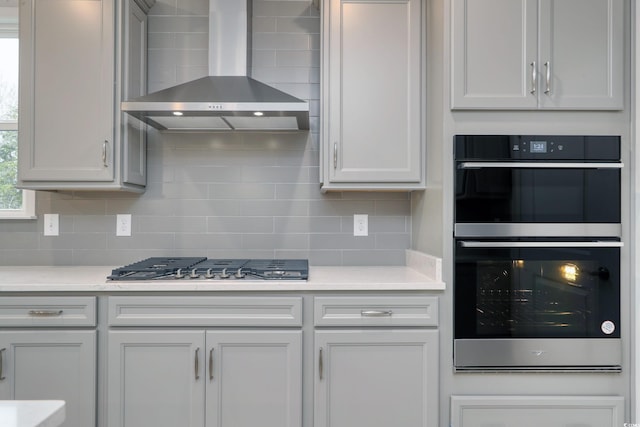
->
<box><xmin>121</xmin><ymin>0</ymin><xmax>310</xmax><ymax>132</ymax></box>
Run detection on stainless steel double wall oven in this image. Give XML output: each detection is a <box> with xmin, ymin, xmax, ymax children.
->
<box><xmin>453</xmin><ymin>135</ymin><xmax>622</xmax><ymax>371</ymax></box>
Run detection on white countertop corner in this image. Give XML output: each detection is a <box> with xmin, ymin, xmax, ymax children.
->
<box><xmin>0</xmin><ymin>400</ymin><xmax>65</xmax><ymax>427</ymax></box>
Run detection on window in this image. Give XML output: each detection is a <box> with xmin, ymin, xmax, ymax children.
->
<box><xmin>0</xmin><ymin>5</ymin><xmax>35</xmax><ymax>219</ymax></box>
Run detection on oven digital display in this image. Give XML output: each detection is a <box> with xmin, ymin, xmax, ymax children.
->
<box><xmin>530</xmin><ymin>140</ymin><xmax>548</xmax><ymax>153</ymax></box>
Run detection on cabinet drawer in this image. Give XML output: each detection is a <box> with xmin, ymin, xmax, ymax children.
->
<box><xmin>0</xmin><ymin>296</ymin><xmax>96</xmax><ymax>327</ymax></box>
<box><xmin>108</xmin><ymin>296</ymin><xmax>303</xmax><ymax>327</ymax></box>
<box><xmin>314</xmin><ymin>296</ymin><xmax>438</xmax><ymax>327</ymax></box>
<box><xmin>451</xmin><ymin>395</ymin><xmax>624</xmax><ymax>427</ymax></box>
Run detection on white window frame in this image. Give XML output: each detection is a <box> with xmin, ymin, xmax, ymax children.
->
<box><xmin>0</xmin><ymin>7</ymin><xmax>36</xmax><ymax>220</ymax></box>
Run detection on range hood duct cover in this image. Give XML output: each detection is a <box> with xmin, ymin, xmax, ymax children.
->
<box><xmin>121</xmin><ymin>0</ymin><xmax>309</xmax><ymax>132</ymax></box>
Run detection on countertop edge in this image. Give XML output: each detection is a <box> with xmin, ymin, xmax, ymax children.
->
<box><xmin>0</xmin><ymin>252</ymin><xmax>446</xmax><ymax>292</ymax></box>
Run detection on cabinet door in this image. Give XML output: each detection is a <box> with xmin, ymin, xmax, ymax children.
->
<box><xmin>451</xmin><ymin>0</ymin><xmax>538</xmax><ymax>109</ymax></box>
<box><xmin>121</xmin><ymin>0</ymin><xmax>147</xmax><ymax>186</ymax></box>
<box><xmin>538</xmin><ymin>0</ymin><xmax>623</xmax><ymax>109</ymax></box>
<box><xmin>314</xmin><ymin>329</ymin><xmax>438</xmax><ymax>427</ymax></box>
<box><xmin>0</xmin><ymin>331</ymin><xmax>97</xmax><ymax>427</ymax></box>
<box><xmin>107</xmin><ymin>330</ymin><xmax>206</xmax><ymax>427</ymax></box>
<box><xmin>324</xmin><ymin>0</ymin><xmax>422</xmax><ymax>185</ymax></box>
<box><xmin>205</xmin><ymin>330</ymin><xmax>302</xmax><ymax>427</ymax></box>
<box><xmin>18</xmin><ymin>0</ymin><xmax>114</xmax><ymax>182</ymax></box>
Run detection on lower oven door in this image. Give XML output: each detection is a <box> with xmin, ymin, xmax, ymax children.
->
<box><xmin>454</xmin><ymin>238</ymin><xmax>622</xmax><ymax>371</ymax></box>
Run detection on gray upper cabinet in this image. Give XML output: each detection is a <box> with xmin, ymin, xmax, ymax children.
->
<box><xmin>320</xmin><ymin>0</ymin><xmax>425</xmax><ymax>191</ymax></box>
<box><xmin>120</xmin><ymin>0</ymin><xmax>148</xmax><ymax>187</ymax></box>
<box><xmin>451</xmin><ymin>0</ymin><xmax>624</xmax><ymax>110</ymax></box>
<box><xmin>18</xmin><ymin>0</ymin><xmax>148</xmax><ymax>192</ymax></box>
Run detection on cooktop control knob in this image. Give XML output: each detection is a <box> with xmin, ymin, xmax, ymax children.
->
<box><xmin>234</xmin><ymin>268</ymin><xmax>245</xmax><ymax>279</ymax></box>
<box><xmin>219</xmin><ymin>268</ymin><xmax>230</xmax><ymax>279</ymax></box>
<box><xmin>175</xmin><ymin>268</ymin><xmax>185</xmax><ymax>279</ymax></box>
<box><xmin>189</xmin><ymin>269</ymin><xmax>200</xmax><ymax>279</ymax></box>
<box><xmin>204</xmin><ymin>269</ymin><xmax>215</xmax><ymax>279</ymax></box>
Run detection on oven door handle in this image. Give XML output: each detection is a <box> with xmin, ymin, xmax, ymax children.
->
<box><xmin>458</xmin><ymin>241</ymin><xmax>623</xmax><ymax>248</ymax></box>
<box><xmin>458</xmin><ymin>162</ymin><xmax>623</xmax><ymax>169</ymax></box>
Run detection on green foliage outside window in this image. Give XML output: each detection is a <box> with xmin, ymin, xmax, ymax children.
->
<box><xmin>0</xmin><ymin>75</ymin><xmax>21</xmax><ymax>210</ymax></box>
<box><xmin>0</xmin><ymin>130</ymin><xmax>20</xmax><ymax>209</ymax></box>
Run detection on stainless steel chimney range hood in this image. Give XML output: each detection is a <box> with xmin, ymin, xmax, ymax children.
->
<box><xmin>121</xmin><ymin>0</ymin><xmax>310</xmax><ymax>132</ymax></box>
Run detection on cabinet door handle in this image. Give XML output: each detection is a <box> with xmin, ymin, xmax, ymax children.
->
<box><xmin>195</xmin><ymin>348</ymin><xmax>200</xmax><ymax>380</ymax></box>
<box><xmin>28</xmin><ymin>310</ymin><xmax>63</xmax><ymax>317</ymax></box>
<box><xmin>319</xmin><ymin>347</ymin><xmax>324</xmax><ymax>380</ymax></box>
<box><xmin>209</xmin><ymin>348</ymin><xmax>214</xmax><ymax>381</ymax></box>
<box><xmin>102</xmin><ymin>140</ymin><xmax>108</xmax><ymax>167</ymax></box>
<box><xmin>361</xmin><ymin>310</ymin><xmax>393</xmax><ymax>317</ymax></box>
<box><xmin>544</xmin><ymin>61</ymin><xmax>551</xmax><ymax>95</ymax></box>
<box><xmin>0</xmin><ymin>348</ymin><xmax>5</xmax><ymax>380</ymax></box>
<box><xmin>530</xmin><ymin>61</ymin><xmax>536</xmax><ymax>94</ymax></box>
<box><xmin>333</xmin><ymin>143</ymin><xmax>338</xmax><ymax>169</ymax></box>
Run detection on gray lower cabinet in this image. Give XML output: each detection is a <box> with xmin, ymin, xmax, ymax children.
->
<box><xmin>315</xmin><ymin>330</ymin><xmax>438</xmax><ymax>427</ymax></box>
<box><xmin>0</xmin><ymin>331</ymin><xmax>97</xmax><ymax>427</ymax></box>
<box><xmin>313</xmin><ymin>296</ymin><xmax>439</xmax><ymax>427</ymax></box>
<box><xmin>106</xmin><ymin>296</ymin><xmax>303</xmax><ymax>427</ymax></box>
<box><xmin>450</xmin><ymin>395</ymin><xmax>625</xmax><ymax>427</ymax></box>
<box><xmin>0</xmin><ymin>297</ymin><xmax>98</xmax><ymax>427</ymax></box>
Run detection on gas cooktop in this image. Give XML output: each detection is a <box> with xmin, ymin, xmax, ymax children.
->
<box><xmin>108</xmin><ymin>257</ymin><xmax>309</xmax><ymax>281</ymax></box>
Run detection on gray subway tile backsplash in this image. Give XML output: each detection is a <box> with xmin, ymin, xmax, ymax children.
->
<box><xmin>0</xmin><ymin>0</ymin><xmax>413</xmax><ymax>267</ymax></box>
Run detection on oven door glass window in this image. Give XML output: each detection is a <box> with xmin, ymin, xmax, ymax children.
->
<box><xmin>455</xmin><ymin>166</ymin><xmax>620</xmax><ymax>223</ymax></box>
<box><xmin>454</xmin><ymin>240</ymin><xmax>620</xmax><ymax>340</ymax></box>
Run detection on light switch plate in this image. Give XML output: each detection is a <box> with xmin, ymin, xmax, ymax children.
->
<box><xmin>116</xmin><ymin>214</ymin><xmax>132</xmax><ymax>237</ymax></box>
<box><xmin>44</xmin><ymin>214</ymin><xmax>59</xmax><ymax>236</ymax></box>
<box><xmin>353</xmin><ymin>214</ymin><xmax>368</xmax><ymax>236</ymax></box>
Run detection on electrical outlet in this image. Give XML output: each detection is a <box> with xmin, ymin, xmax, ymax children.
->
<box><xmin>353</xmin><ymin>214</ymin><xmax>368</xmax><ymax>237</ymax></box>
<box><xmin>116</xmin><ymin>214</ymin><xmax>132</xmax><ymax>237</ymax></box>
<box><xmin>44</xmin><ymin>214</ymin><xmax>59</xmax><ymax>236</ymax></box>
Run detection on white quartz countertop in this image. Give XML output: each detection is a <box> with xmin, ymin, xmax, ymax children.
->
<box><xmin>0</xmin><ymin>401</ymin><xmax>65</xmax><ymax>427</ymax></box>
<box><xmin>0</xmin><ymin>250</ymin><xmax>445</xmax><ymax>292</ymax></box>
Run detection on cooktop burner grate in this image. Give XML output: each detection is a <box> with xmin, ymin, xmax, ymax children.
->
<box><xmin>108</xmin><ymin>257</ymin><xmax>309</xmax><ymax>281</ymax></box>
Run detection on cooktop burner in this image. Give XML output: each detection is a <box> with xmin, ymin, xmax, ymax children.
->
<box><xmin>108</xmin><ymin>257</ymin><xmax>309</xmax><ymax>281</ymax></box>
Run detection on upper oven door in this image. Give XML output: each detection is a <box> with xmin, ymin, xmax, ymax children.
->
<box><xmin>455</xmin><ymin>162</ymin><xmax>621</xmax><ymax>224</ymax></box>
<box><xmin>454</xmin><ymin>135</ymin><xmax>622</xmax><ymax>237</ymax></box>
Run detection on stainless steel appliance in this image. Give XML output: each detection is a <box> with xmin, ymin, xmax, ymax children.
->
<box><xmin>108</xmin><ymin>258</ymin><xmax>309</xmax><ymax>281</ymax></box>
<box><xmin>453</xmin><ymin>135</ymin><xmax>622</xmax><ymax>371</ymax></box>
<box><xmin>122</xmin><ymin>0</ymin><xmax>309</xmax><ymax>131</ymax></box>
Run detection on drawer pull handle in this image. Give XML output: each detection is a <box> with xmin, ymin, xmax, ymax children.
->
<box><xmin>209</xmin><ymin>348</ymin><xmax>214</xmax><ymax>381</ymax></box>
<box><xmin>28</xmin><ymin>310</ymin><xmax>63</xmax><ymax>317</ymax></box>
<box><xmin>361</xmin><ymin>310</ymin><xmax>393</xmax><ymax>317</ymax></box>
<box><xmin>195</xmin><ymin>348</ymin><xmax>200</xmax><ymax>380</ymax></box>
<box><xmin>0</xmin><ymin>348</ymin><xmax>5</xmax><ymax>380</ymax></box>
<box><xmin>319</xmin><ymin>347</ymin><xmax>324</xmax><ymax>380</ymax></box>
